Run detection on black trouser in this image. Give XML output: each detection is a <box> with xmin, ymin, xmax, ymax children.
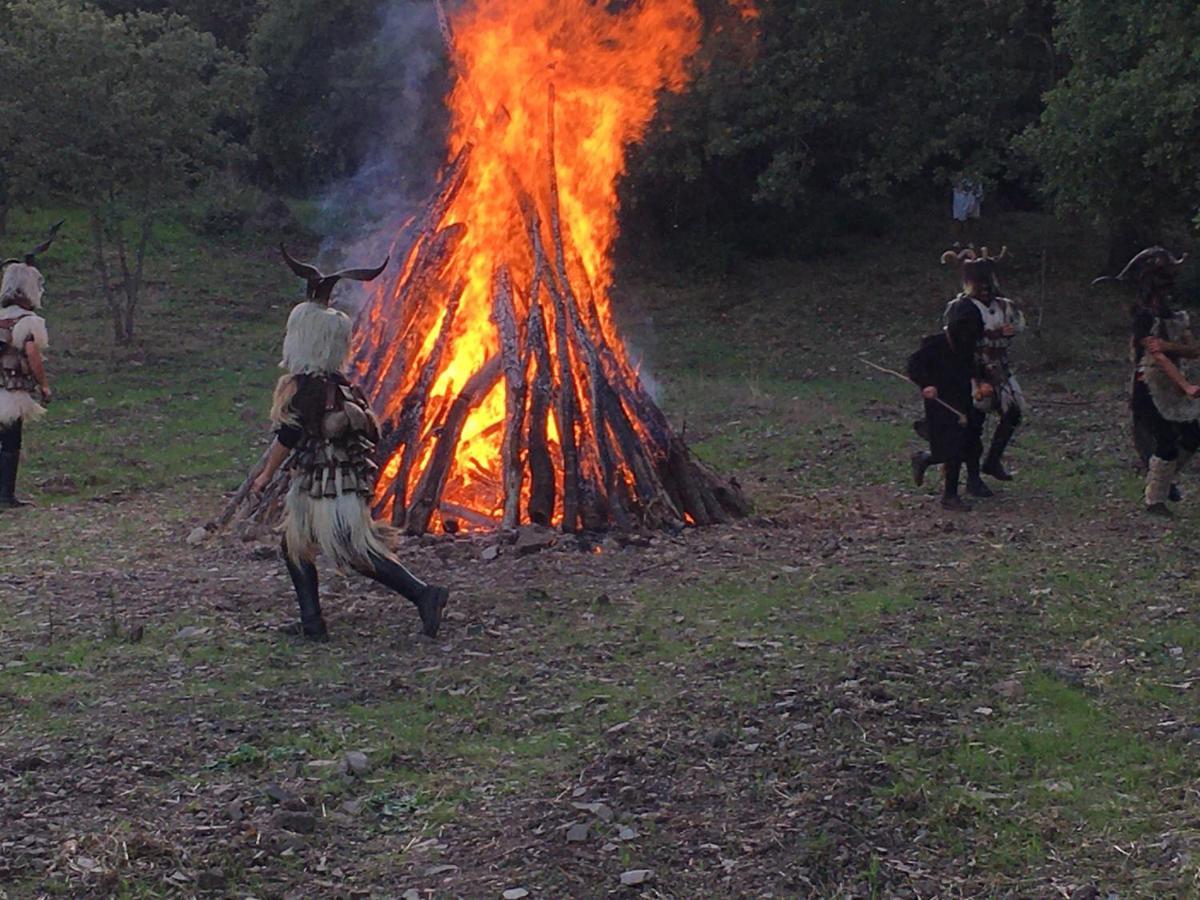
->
<box><xmin>1132</xmin><ymin>382</ymin><xmax>1200</xmax><ymax>461</ymax></box>
<box><xmin>985</xmin><ymin>405</ymin><xmax>1021</xmax><ymax>457</ymax></box>
<box><xmin>0</xmin><ymin>418</ymin><xmax>22</xmax><ymax>454</ymax></box>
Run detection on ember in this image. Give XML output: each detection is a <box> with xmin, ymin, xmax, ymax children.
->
<box><xmin>354</xmin><ymin>0</ymin><xmax>749</xmax><ymax>535</ymax></box>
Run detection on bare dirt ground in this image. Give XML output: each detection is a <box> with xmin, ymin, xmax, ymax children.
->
<box><xmin>3</xmin><ymin>455</ymin><xmax>1199</xmax><ymax>898</ymax></box>
<box><xmin>2</xmin><ymin>209</ymin><xmax>1200</xmax><ymax>898</ymax></box>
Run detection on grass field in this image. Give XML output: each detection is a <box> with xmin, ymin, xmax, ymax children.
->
<box><xmin>1</xmin><ymin>206</ymin><xmax>1199</xmax><ymax>898</ymax></box>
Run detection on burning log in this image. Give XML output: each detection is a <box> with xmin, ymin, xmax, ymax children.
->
<box><xmin>490</xmin><ymin>265</ymin><xmax>526</xmax><ymax>529</ymax></box>
<box><xmin>376</xmin><ymin>278</ymin><xmax>465</xmax><ymax>524</ymax></box>
<box><xmin>524</xmin><ymin>294</ymin><xmax>557</xmax><ymax>526</ymax></box>
<box><xmin>404</xmin><ymin>354</ymin><xmax>503</xmax><ymax>535</ymax></box>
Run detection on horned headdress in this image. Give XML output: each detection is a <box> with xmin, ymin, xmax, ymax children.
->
<box><xmin>279</xmin><ymin>245</ymin><xmax>389</xmax><ymax>375</ymax></box>
<box><xmin>0</xmin><ymin>220</ymin><xmax>64</xmax><ymax>310</ymax></box>
<box><xmin>1091</xmin><ymin>246</ymin><xmax>1187</xmax><ymax>298</ymax></box>
<box><xmin>941</xmin><ymin>244</ymin><xmax>1007</xmax><ymax>289</ymax></box>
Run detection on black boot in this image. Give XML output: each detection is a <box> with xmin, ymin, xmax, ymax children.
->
<box><xmin>964</xmin><ymin>456</ymin><xmax>993</xmax><ymax>498</ymax></box>
<box><xmin>981</xmin><ymin>416</ymin><xmax>1017</xmax><ymax>481</ymax></box>
<box><xmin>363</xmin><ymin>552</ymin><xmax>449</xmax><ymax>638</ymax></box>
<box><xmin>0</xmin><ymin>451</ymin><xmax>31</xmax><ymax>508</ymax></box>
<box><xmin>911</xmin><ymin>451</ymin><xmax>932</xmax><ymax>487</ymax></box>
<box><xmin>283</xmin><ymin>547</ymin><xmax>328</xmax><ymax>642</ymax></box>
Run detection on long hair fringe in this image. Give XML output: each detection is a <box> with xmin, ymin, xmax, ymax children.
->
<box><xmin>284</xmin><ymin>487</ymin><xmax>396</xmax><ymax>570</ymax></box>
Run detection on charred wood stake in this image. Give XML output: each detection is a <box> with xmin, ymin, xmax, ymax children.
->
<box><xmin>547</xmin><ymin>281</ymin><xmax>582</xmax><ymax>533</ymax></box>
<box><xmin>405</xmin><ymin>354</ymin><xmax>503</xmax><ymax>535</ymax></box>
<box><xmin>373</xmin><ymin>278</ymin><xmax>465</xmax><ymax>523</ymax></box>
<box><xmin>491</xmin><ymin>264</ymin><xmax>526</xmax><ymax>529</ymax></box>
<box><xmin>368</xmin><ymin>224</ymin><xmax>468</xmax><ymax>407</ymax></box>
<box><xmin>213</xmin><ymin>447</ymin><xmax>268</xmax><ymax>529</ymax></box>
<box><xmin>525</xmin><ymin>295</ymin><xmax>557</xmax><ymax>526</ymax></box>
<box><xmin>357</xmin><ymin>148</ymin><xmax>470</xmax><ymax>386</ymax></box>
<box><xmin>663</xmin><ymin>435</ymin><xmax>712</xmax><ymax>526</ymax></box>
<box><xmin>543</xmin><ymin>86</ymin><xmax>583</xmax><ymax>533</ymax></box>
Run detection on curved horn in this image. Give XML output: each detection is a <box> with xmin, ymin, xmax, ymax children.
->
<box><xmin>1172</xmin><ymin>252</ymin><xmax>1188</xmax><ymax>266</ymax></box>
<box><xmin>0</xmin><ymin>258</ymin><xmax>20</xmax><ymax>269</ymax></box>
<box><xmin>993</xmin><ymin>245</ymin><xmax>1008</xmax><ymax>261</ymax></box>
<box><xmin>280</xmin><ymin>244</ymin><xmax>323</xmax><ymax>282</ymax></box>
<box><xmin>940</xmin><ymin>250</ymin><xmax>960</xmax><ymax>265</ymax></box>
<box><xmin>959</xmin><ymin>248</ymin><xmax>977</xmax><ymax>261</ymax></box>
<box><xmin>330</xmin><ymin>256</ymin><xmax>390</xmax><ymax>284</ymax></box>
<box><xmin>1090</xmin><ymin>275</ymin><xmax>1118</xmax><ymax>287</ymax></box>
<box><xmin>25</xmin><ymin>219</ymin><xmax>65</xmax><ymax>263</ymax></box>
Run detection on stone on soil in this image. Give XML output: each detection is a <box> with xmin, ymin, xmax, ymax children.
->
<box><xmin>271</xmin><ymin>810</ymin><xmax>317</xmax><ymax>834</ymax></box>
<box><xmin>515</xmin><ymin>525</ymin><xmax>557</xmax><ymax>555</ymax></box>
<box><xmin>341</xmin><ymin>750</ymin><xmax>371</xmax><ymax>777</ymax></box>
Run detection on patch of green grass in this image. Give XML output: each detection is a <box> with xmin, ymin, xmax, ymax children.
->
<box><xmin>887</xmin><ymin>672</ymin><xmax>1195</xmax><ymax>876</ymax></box>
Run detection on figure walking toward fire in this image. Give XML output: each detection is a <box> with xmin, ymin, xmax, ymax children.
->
<box><xmin>249</xmin><ymin>247</ymin><xmax>450</xmax><ymax>641</ymax></box>
<box><xmin>941</xmin><ymin>246</ymin><xmax>1026</xmax><ymax>494</ymax></box>
<box><xmin>1093</xmin><ymin>247</ymin><xmax>1197</xmax><ymax>516</ymax></box>
<box><xmin>0</xmin><ymin>223</ymin><xmax>60</xmax><ymax>508</ymax></box>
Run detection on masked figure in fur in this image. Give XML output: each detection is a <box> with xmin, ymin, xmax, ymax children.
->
<box><xmin>1093</xmin><ymin>247</ymin><xmax>1197</xmax><ymax>516</ymax></box>
<box><xmin>250</xmin><ymin>247</ymin><xmax>449</xmax><ymax>640</ymax></box>
<box><xmin>0</xmin><ymin>222</ymin><xmax>61</xmax><ymax>508</ymax></box>
<box><xmin>941</xmin><ymin>246</ymin><xmax>1025</xmax><ymax>497</ymax></box>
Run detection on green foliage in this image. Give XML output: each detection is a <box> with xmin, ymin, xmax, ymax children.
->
<box><xmin>92</xmin><ymin>0</ymin><xmax>264</xmax><ymax>52</ymax></box>
<box><xmin>1019</xmin><ymin>0</ymin><xmax>1200</xmax><ymax>241</ymax></box>
<box><xmin>0</xmin><ymin>0</ymin><xmax>261</xmax><ymax>342</ymax></box>
<box><xmin>247</xmin><ymin>0</ymin><xmax>448</xmax><ymax>191</ymax></box>
<box><xmin>626</xmin><ymin>0</ymin><xmax>1055</xmax><ymax>256</ymax></box>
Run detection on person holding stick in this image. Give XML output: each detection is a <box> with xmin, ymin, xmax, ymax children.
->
<box><xmin>1093</xmin><ymin>247</ymin><xmax>1197</xmax><ymax>516</ymax></box>
<box><xmin>905</xmin><ymin>300</ymin><xmax>986</xmax><ymax>511</ymax></box>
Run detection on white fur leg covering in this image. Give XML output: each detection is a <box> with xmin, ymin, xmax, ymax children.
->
<box><xmin>1145</xmin><ymin>456</ymin><xmax>1177</xmax><ymax>508</ymax></box>
<box><xmin>0</xmin><ymin>391</ymin><xmax>43</xmax><ymax>426</ymax></box>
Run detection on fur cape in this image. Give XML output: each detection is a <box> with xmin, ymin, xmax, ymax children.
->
<box><xmin>275</xmin><ymin>299</ymin><xmax>394</xmax><ymax>568</ymax></box>
<box><xmin>0</xmin><ymin>307</ymin><xmax>49</xmax><ymax>425</ymax></box>
<box><xmin>1143</xmin><ymin>310</ymin><xmax>1200</xmax><ymax>422</ymax></box>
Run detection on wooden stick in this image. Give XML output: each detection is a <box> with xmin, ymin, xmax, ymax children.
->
<box><xmin>405</xmin><ymin>354</ymin><xmax>503</xmax><ymax>535</ymax></box>
<box><xmin>356</xmin><ymin>147</ymin><xmax>471</xmax><ymax>388</ymax></box>
<box><xmin>491</xmin><ymin>265</ymin><xmax>526</xmax><ymax>529</ymax></box>
<box><xmin>376</xmin><ymin>278</ymin><xmax>466</xmax><ymax>523</ymax></box>
<box><xmin>543</xmin><ymin>86</ymin><xmax>583</xmax><ymax>533</ymax></box>
<box><xmin>211</xmin><ymin>447</ymin><xmax>268</xmax><ymax>529</ymax></box>
<box><xmin>524</xmin><ymin>292</ymin><xmax>557</xmax><ymax>526</ymax></box>
<box><xmin>860</xmin><ymin>358</ymin><xmax>968</xmax><ymax>425</ymax></box>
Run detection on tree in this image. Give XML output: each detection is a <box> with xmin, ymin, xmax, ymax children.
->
<box><xmin>248</xmin><ymin>0</ymin><xmax>448</xmax><ymax>191</ymax></box>
<box><xmin>91</xmin><ymin>0</ymin><xmax>265</xmax><ymax>53</ymax></box>
<box><xmin>1018</xmin><ymin>0</ymin><xmax>1200</xmax><ymax>259</ymax></box>
<box><xmin>0</xmin><ymin>0</ymin><xmax>261</xmax><ymax>343</ymax></box>
<box><xmin>625</xmin><ymin>0</ymin><xmax>1056</xmax><ymax>255</ymax></box>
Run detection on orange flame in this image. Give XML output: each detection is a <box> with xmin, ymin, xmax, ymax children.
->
<box><xmin>355</xmin><ymin>0</ymin><xmax>701</xmax><ymax>531</ymax></box>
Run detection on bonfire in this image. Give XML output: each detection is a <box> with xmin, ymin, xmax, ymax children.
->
<box><xmin>232</xmin><ymin>0</ymin><xmax>749</xmax><ymax>536</ymax></box>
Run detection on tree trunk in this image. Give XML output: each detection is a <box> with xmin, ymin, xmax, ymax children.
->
<box><xmin>90</xmin><ymin>211</ymin><xmax>124</xmax><ymax>344</ymax></box>
<box><xmin>113</xmin><ymin>217</ymin><xmax>142</xmax><ymax>344</ymax></box>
